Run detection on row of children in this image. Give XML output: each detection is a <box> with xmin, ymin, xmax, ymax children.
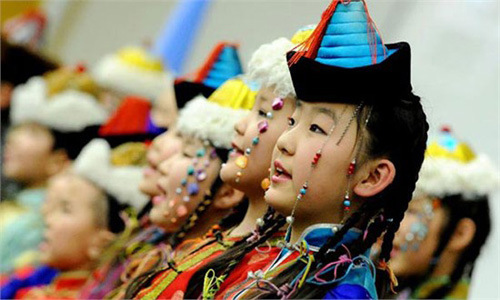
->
<box><xmin>1</xmin><ymin>0</ymin><xmax>498</xmax><ymax>299</ymax></box>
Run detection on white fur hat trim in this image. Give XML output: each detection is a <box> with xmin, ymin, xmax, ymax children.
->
<box><xmin>73</xmin><ymin>139</ymin><xmax>149</xmax><ymax>211</ymax></box>
<box><xmin>93</xmin><ymin>54</ymin><xmax>171</xmax><ymax>101</ymax></box>
<box><xmin>248</xmin><ymin>37</ymin><xmax>296</xmax><ymax>98</ymax></box>
<box><xmin>176</xmin><ymin>95</ymin><xmax>249</xmax><ymax>149</ymax></box>
<box><xmin>10</xmin><ymin>76</ymin><xmax>107</xmax><ymax>132</ymax></box>
<box><xmin>414</xmin><ymin>154</ymin><xmax>500</xmax><ymax>200</ymax></box>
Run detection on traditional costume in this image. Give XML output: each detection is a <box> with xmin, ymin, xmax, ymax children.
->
<box><xmin>397</xmin><ymin>128</ymin><xmax>499</xmax><ymax>299</ymax></box>
<box><xmin>78</xmin><ymin>42</ymin><xmax>245</xmax><ymax>299</ymax></box>
<box><xmin>0</xmin><ymin>67</ymin><xmax>107</xmax><ymax>273</ymax></box>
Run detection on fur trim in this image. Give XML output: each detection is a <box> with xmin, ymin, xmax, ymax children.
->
<box><xmin>10</xmin><ymin>76</ymin><xmax>107</xmax><ymax>132</ymax></box>
<box><xmin>414</xmin><ymin>154</ymin><xmax>500</xmax><ymax>200</ymax></box>
<box><xmin>93</xmin><ymin>54</ymin><xmax>171</xmax><ymax>101</ymax></box>
<box><xmin>247</xmin><ymin>37</ymin><xmax>296</xmax><ymax>98</ymax></box>
<box><xmin>73</xmin><ymin>139</ymin><xmax>149</xmax><ymax>211</ymax></box>
<box><xmin>176</xmin><ymin>95</ymin><xmax>249</xmax><ymax>149</ymax></box>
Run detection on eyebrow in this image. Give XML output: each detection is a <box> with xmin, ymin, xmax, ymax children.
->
<box><xmin>313</xmin><ymin>106</ymin><xmax>338</xmax><ymax>122</ymax></box>
<box><xmin>259</xmin><ymin>93</ymin><xmax>270</xmax><ymax>103</ymax></box>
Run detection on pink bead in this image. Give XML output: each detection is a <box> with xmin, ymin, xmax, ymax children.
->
<box><xmin>258</xmin><ymin>120</ymin><xmax>269</xmax><ymax>133</ymax></box>
<box><xmin>272</xmin><ymin>97</ymin><xmax>284</xmax><ymax>110</ymax></box>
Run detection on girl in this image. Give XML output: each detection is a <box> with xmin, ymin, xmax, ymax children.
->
<box><xmin>80</xmin><ymin>76</ymin><xmax>254</xmax><ymax>299</ymax></box>
<box><xmin>129</xmin><ymin>32</ymin><xmax>313</xmax><ymax>299</ymax></box>
<box><xmin>389</xmin><ymin>127</ymin><xmax>499</xmax><ymax>299</ymax></box>
<box><xmin>0</xmin><ymin>66</ymin><xmax>107</xmax><ymax>273</ymax></box>
<box><xmin>185</xmin><ymin>0</ymin><xmax>428</xmax><ymax>299</ymax></box>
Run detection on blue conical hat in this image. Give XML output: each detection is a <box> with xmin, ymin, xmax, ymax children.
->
<box><xmin>201</xmin><ymin>45</ymin><xmax>243</xmax><ymax>88</ymax></box>
<box><xmin>287</xmin><ymin>0</ymin><xmax>412</xmax><ymax>104</ymax></box>
<box><xmin>315</xmin><ymin>0</ymin><xmax>396</xmax><ymax>68</ymax></box>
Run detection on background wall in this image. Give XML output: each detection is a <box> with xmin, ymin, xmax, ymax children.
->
<box><xmin>40</xmin><ymin>0</ymin><xmax>500</xmax><ymax>298</ymax></box>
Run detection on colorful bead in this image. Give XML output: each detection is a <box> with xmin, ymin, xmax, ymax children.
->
<box><xmin>261</xmin><ymin>178</ymin><xmax>271</xmax><ymax>190</ymax></box>
<box><xmin>266</xmin><ymin>111</ymin><xmax>273</xmax><ymax>119</ymax></box>
<box><xmin>300</xmin><ymin>188</ymin><xmax>307</xmax><ymax>195</ymax></box>
<box><xmin>258</xmin><ymin>120</ymin><xmax>269</xmax><ymax>133</ymax></box>
<box><xmin>312</xmin><ymin>152</ymin><xmax>322</xmax><ymax>165</ymax></box>
<box><xmin>181</xmin><ymin>178</ymin><xmax>187</xmax><ymax>186</ymax></box>
<box><xmin>182</xmin><ymin>196</ymin><xmax>190</xmax><ymax>202</ymax></box>
<box><xmin>272</xmin><ymin>97</ymin><xmax>284</xmax><ymax>110</ymax></box>
<box><xmin>256</xmin><ymin>218</ymin><xmax>265</xmax><ymax>227</ymax></box>
<box><xmin>252</xmin><ymin>137</ymin><xmax>260</xmax><ymax>145</ymax></box>
<box><xmin>176</xmin><ymin>205</ymin><xmax>188</xmax><ymax>217</ymax></box>
<box><xmin>235</xmin><ymin>155</ymin><xmax>248</xmax><ymax>169</ymax></box>
<box><xmin>296</xmin><ymin>194</ymin><xmax>303</xmax><ymax>201</ymax></box>
<box><xmin>196</xmin><ymin>170</ymin><xmax>207</xmax><ymax>182</ymax></box>
<box><xmin>347</xmin><ymin>160</ymin><xmax>356</xmax><ymax>175</ymax></box>
<box><xmin>187</xmin><ymin>183</ymin><xmax>199</xmax><ymax>195</ymax></box>
<box><xmin>187</xmin><ymin>166</ymin><xmax>195</xmax><ymax>175</ymax></box>
<box><xmin>210</xmin><ymin>149</ymin><xmax>218</xmax><ymax>159</ymax></box>
<box><xmin>176</xmin><ymin>187</ymin><xmax>182</xmax><ymax>194</ymax></box>
<box><xmin>245</xmin><ymin>148</ymin><xmax>252</xmax><ymax>155</ymax></box>
<box><xmin>286</xmin><ymin>216</ymin><xmax>295</xmax><ymax>224</ymax></box>
<box><xmin>196</xmin><ymin>148</ymin><xmax>206</xmax><ymax>157</ymax></box>
<box><xmin>343</xmin><ymin>200</ymin><xmax>351</xmax><ymax>207</ymax></box>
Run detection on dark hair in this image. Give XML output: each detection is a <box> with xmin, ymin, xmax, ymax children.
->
<box><xmin>418</xmin><ymin>195</ymin><xmax>491</xmax><ymax>298</ymax></box>
<box><xmin>104</xmin><ymin>193</ymin><xmax>128</xmax><ymax>234</ymax></box>
<box><xmin>184</xmin><ymin>93</ymin><xmax>428</xmax><ymax>299</ymax></box>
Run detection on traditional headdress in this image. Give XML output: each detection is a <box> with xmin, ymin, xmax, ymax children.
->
<box><xmin>176</xmin><ymin>77</ymin><xmax>256</xmax><ymax>150</ymax></box>
<box><xmin>173</xmin><ymin>42</ymin><xmax>243</xmax><ymax>109</ymax></box>
<box><xmin>246</xmin><ymin>25</ymin><xmax>316</xmax><ymax>99</ymax></box>
<box><xmin>97</xmin><ymin>96</ymin><xmax>166</xmax><ymax>146</ymax></box>
<box><xmin>93</xmin><ymin>46</ymin><xmax>172</xmax><ymax>101</ymax></box>
<box><xmin>10</xmin><ymin>67</ymin><xmax>107</xmax><ymax>159</ymax></box>
<box><xmin>73</xmin><ymin>139</ymin><xmax>149</xmax><ymax>212</ymax></box>
<box><xmin>415</xmin><ymin>127</ymin><xmax>499</xmax><ymax>200</ymax></box>
<box><xmin>288</xmin><ymin>0</ymin><xmax>411</xmax><ymax>104</ymax></box>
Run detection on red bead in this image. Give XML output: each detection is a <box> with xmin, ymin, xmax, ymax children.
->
<box><xmin>344</xmin><ymin>206</ymin><xmax>350</xmax><ymax>211</ymax></box>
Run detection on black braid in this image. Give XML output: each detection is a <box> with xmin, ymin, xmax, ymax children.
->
<box><xmin>167</xmin><ymin>176</ymin><xmax>224</xmax><ymax>248</ymax></box>
<box><xmin>183</xmin><ymin>207</ymin><xmax>286</xmax><ymax>298</ymax></box>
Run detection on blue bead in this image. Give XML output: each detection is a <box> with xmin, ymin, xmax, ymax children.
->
<box><xmin>252</xmin><ymin>137</ymin><xmax>259</xmax><ymax>145</ymax></box>
<box><xmin>181</xmin><ymin>178</ymin><xmax>187</xmax><ymax>186</ymax></box>
<box><xmin>343</xmin><ymin>200</ymin><xmax>351</xmax><ymax>207</ymax></box>
<box><xmin>300</xmin><ymin>188</ymin><xmax>307</xmax><ymax>195</ymax></box>
<box><xmin>187</xmin><ymin>166</ymin><xmax>195</xmax><ymax>175</ymax></box>
<box><xmin>196</xmin><ymin>148</ymin><xmax>206</xmax><ymax>157</ymax></box>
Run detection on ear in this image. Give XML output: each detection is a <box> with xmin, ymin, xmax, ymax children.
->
<box><xmin>87</xmin><ymin>229</ymin><xmax>116</xmax><ymax>260</ymax></box>
<box><xmin>447</xmin><ymin>218</ymin><xmax>476</xmax><ymax>253</ymax></box>
<box><xmin>353</xmin><ymin>159</ymin><xmax>396</xmax><ymax>198</ymax></box>
<box><xmin>46</xmin><ymin>149</ymin><xmax>70</xmax><ymax>176</ymax></box>
<box><xmin>212</xmin><ymin>183</ymin><xmax>245</xmax><ymax>210</ymax></box>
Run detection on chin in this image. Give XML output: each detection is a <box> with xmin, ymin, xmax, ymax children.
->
<box><xmin>219</xmin><ymin>163</ymin><xmax>238</xmax><ymax>186</ymax></box>
<box><xmin>264</xmin><ymin>188</ymin><xmax>294</xmax><ymax>216</ymax></box>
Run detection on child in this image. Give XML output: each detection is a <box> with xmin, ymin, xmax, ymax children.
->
<box><xmin>389</xmin><ymin>127</ymin><xmax>499</xmax><ymax>299</ymax></box>
<box><xmin>184</xmin><ymin>1</ymin><xmax>429</xmax><ymax>299</ymax></box>
<box><xmin>129</xmin><ymin>29</ymin><xmax>316</xmax><ymax>299</ymax></box>
<box><xmin>78</xmin><ymin>44</ymin><xmax>247</xmax><ymax>299</ymax></box>
<box><xmin>0</xmin><ymin>66</ymin><xmax>107</xmax><ymax>273</ymax></box>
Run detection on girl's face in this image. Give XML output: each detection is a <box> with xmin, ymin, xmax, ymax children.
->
<box><xmin>149</xmin><ymin>136</ymin><xmax>222</xmax><ymax>232</ymax></box>
<box><xmin>390</xmin><ymin>196</ymin><xmax>445</xmax><ymax>277</ymax></box>
<box><xmin>220</xmin><ymin>86</ymin><xmax>295</xmax><ymax>196</ymax></box>
<box><xmin>2</xmin><ymin>123</ymin><xmax>57</xmax><ymax>185</ymax></box>
<box><xmin>139</xmin><ymin>129</ymin><xmax>183</xmax><ymax>197</ymax></box>
<box><xmin>265</xmin><ymin>102</ymin><xmax>361</xmax><ymax>225</ymax></box>
<box><xmin>40</xmin><ymin>174</ymin><xmax>105</xmax><ymax>270</ymax></box>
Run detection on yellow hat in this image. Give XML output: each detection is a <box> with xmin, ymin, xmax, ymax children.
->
<box><xmin>415</xmin><ymin>127</ymin><xmax>499</xmax><ymax>199</ymax></box>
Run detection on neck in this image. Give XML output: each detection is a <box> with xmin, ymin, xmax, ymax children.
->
<box><xmin>229</xmin><ymin>194</ymin><xmax>268</xmax><ymax>237</ymax></box>
<box><xmin>431</xmin><ymin>250</ymin><xmax>460</xmax><ymax>278</ymax></box>
<box><xmin>183</xmin><ymin>205</ymin><xmax>229</xmax><ymax>241</ymax></box>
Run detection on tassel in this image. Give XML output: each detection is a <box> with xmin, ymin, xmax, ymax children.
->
<box><xmin>377</xmin><ymin>260</ymin><xmax>399</xmax><ymax>294</ymax></box>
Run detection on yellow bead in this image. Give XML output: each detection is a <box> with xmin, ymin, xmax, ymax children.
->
<box><xmin>261</xmin><ymin>178</ymin><xmax>271</xmax><ymax>190</ymax></box>
<box><xmin>235</xmin><ymin>156</ymin><xmax>248</xmax><ymax>169</ymax></box>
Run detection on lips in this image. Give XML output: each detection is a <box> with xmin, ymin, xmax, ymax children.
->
<box><xmin>156</xmin><ymin>182</ymin><xmax>167</xmax><ymax>195</ymax></box>
<box><xmin>271</xmin><ymin>160</ymin><xmax>292</xmax><ymax>184</ymax></box>
<box><xmin>230</xmin><ymin>142</ymin><xmax>245</xmax><ymax>158</ymax></box>
<box><xmin>152</xmin><ymin>195</ymin><xmax>166</xmax><ymax>205</ymax></box>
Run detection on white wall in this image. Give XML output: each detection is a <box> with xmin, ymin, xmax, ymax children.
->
<box><xmin>43</xmin><ymin>0</ymin><xmax>499</xmax><ymax>298</ymax></box>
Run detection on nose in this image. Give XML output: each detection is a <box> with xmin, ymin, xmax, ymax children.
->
<box><xmin>276</xmin><ymin>127</ymin><xmax>296</xmax><ymax>156</ymax></box>
<box><xmin>158</xmin><ymin>157</ymin><xmax>174</xmax><ymax>177</ymax></box>
<box><xmin>234</xmin><ymin>115</ymin><xmax>249</xmax><ymax>136</ymax></box>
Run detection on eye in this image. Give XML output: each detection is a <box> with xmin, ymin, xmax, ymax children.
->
<box><xmin>288</xmin><ymin>117</ymin><xmax>296</xmax><ymax>127</ymax></box>
<box><xmin>310</xmin><ymin>124</ymin><xmax>327</xmax><ymax>135</ymax></box>
<box><xmin>182</xmin><ymin>151</ymin><xmax>192</xmax><ymax>158</ymax></box>
<box><xmin>258</xmin><ymin>109</ymin><xmax>268</xmax><ymax>118</ymax></box>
